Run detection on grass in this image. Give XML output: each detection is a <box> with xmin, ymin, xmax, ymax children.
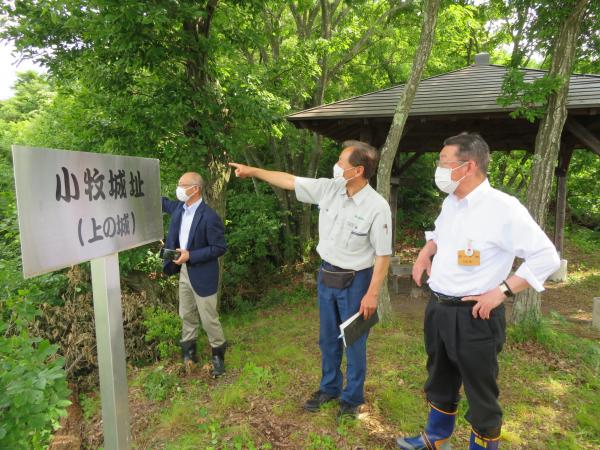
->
<box><xmin>120</xmin><ymin>295</ymin><xmax>599</xmax><ymax>449</ymax></box>
<box><xmin>80</xmin><ymin>230</ymin><xmax>600</xmax><ymax>450</ymax></box>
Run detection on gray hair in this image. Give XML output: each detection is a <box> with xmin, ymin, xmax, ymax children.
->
<box><xmin>443</xmin><ymin>132</ymin><xmax>490</xmax><ymax>174</ymax></box>
<box><xmin>342</xmin><ymin>140</ymin><xmax>379</xmax><ymax>180</ymax></box>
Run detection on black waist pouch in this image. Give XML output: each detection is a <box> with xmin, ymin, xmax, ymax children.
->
<box><xmin>320</xmin><ymin>267</ymin><xmax>356</xmax><ymax>289</ymax></box>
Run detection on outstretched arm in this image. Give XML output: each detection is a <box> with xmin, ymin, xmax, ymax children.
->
<box><xmin>229</xmin><ymin>162</ymin><xmax>296</xmax><ymax>191</ymax></box>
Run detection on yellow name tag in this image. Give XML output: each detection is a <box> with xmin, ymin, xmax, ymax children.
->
<box><xmin>458</xmin><ymin>249</ymin><xmax>480</xmax><ymax>266</ymax></box>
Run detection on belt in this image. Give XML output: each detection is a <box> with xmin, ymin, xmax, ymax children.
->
<box><xmin>431</xmin><ymin>290</ymin><xmax>477</xmax><ymax>307</ymax></box>
<box><xmin>322</xmin><ymin>261</ymin><xmax>371</xmax><ymax>273</ymax></box>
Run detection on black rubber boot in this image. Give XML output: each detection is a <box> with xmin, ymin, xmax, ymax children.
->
<box><xmin>181</xmin><ymin>339</ymin><xmax>198</xmax><ymax>364</ymax></box>
<box><xmin>211</xmin><ymin>341</ymin><xmax>227</xmax><ymax>377</ymax></box>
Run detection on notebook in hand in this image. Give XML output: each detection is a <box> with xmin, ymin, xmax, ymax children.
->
<box><xmin>339</xmin><ymin>310</ymin><xmax>379</xmax><ymax>348</ymax></box>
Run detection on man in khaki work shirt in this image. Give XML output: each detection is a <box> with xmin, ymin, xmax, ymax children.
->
<box><xmin>229</xmin><ymin>140</ymin><xmax>392</xmax><ymax>420</ymax></box>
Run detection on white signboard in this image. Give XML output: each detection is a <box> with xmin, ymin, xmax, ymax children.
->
<box><xmin>12</xmin><ymin>145</ymin><xmax>163</xmax><ymax>278</ymax></box>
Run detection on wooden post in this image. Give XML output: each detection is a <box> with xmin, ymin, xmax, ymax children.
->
<box><xmin>390</xmin><ymin>177</ymin><xmax>400</xmax><ymax>253</ymax></box>
<box><xmin>360</xmin><ymin>119</ymin><xmax>373</xmax><ymax>144</ymax></box>
<box><xmin>554</xmin><ymin>144</ymin><xmax>574</xmax><ymax>256</ymax></box>
<box><xmin>593</xmin><ymin>297</ymin><xmax>600</xmax><ymax>330</ymax></box>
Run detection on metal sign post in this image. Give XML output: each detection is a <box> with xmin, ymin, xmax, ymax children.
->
<box><xmin>91</xmin><ymin>254</ymin><xmax>130</xmax><ymax>449</ymax></box>
<box><xmin>12</xmin><ymin>145</ymin><xmax>164</xmax><ymax>450</ymax></box>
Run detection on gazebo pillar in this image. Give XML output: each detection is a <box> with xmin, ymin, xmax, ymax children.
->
<box><xmin>548</xmin><ymin>142</ymin><xmax>575</xmax><ymax>282</ymax></box>
<box><xmin>554</xmin><ymin>144</ymin><xmax>574</xmax><ymax>256</ymax></box>
<box><xmin>390</xmin><ymin>176</ymin><xmax>400</xmax><ymax>252</ymax></box>
<box><xmin>360</xmin><ymin>119</ymin><xmax>373</xmax><ymax>144</ymax></box>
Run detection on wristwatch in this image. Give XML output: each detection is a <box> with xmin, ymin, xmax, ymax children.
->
<box><xmin>498</xmin><ymin>281</ymin><xmax>514</xmax><ymax>298</ymax></box>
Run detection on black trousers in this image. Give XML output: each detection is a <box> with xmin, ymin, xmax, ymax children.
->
<box><xmin>423</xmin><ymin>294</ymin><xmax>506</xmax><ymax>435</ymax></box>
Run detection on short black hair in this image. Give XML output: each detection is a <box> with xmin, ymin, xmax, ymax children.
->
<box><xmin>443</xmin><ymin>132</ymin><xmax>490</xmax><ymax>174</ymax></box>
<box><xmin>343</xmin><ymin>140</ymin><xmax>379</xmax><ymax>180</ymax></box>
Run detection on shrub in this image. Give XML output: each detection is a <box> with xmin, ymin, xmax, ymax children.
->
<box><xmin>222</xmin><ymin>191</ymin><xmax>285</xmax><ymax>303</ymax></box>
<box><xmin>0</xmin><ymin>292</ymin><xmax>71</xmax><ymax>449</ymax></box>
<box><xmin>143</xmin><ymin>306</ymin><xmax>181</xmax><ymax>360</ymax></box>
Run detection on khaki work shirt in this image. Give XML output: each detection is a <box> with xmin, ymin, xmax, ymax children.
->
<box><xmin>295</xmin><ymin>177</ymin><xmax>393</xmax><ymax>271</ymax></box>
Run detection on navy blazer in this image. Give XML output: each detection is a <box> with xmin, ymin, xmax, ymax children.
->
<box><xmin>162</xmin><ymin>197</ymin><xmax>227</xmax><ymax>297</ymax></box>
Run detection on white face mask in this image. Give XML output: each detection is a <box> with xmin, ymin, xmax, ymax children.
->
<box><xmin>333</xmin><ymin>163</ymin><xmax>346</xmax><ymax>178</ymax></box>
<box><xmin>176</xmin><ymin>185</ymin><xmax>195</xmax><ymax>202</ymax></box>
<box><xmin>332</xmin><ymin>163</ymin><xmax>359</xmax><ymax>183</ymax></box>
<box><xmin>434</xmin><ymin>162</ymin><xmax>467</xmax><ymax>194</ymax></box>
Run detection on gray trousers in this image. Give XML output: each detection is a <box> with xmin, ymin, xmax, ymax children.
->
<box><xmin>178</xmin><ymin>264</ymin><xmax>226</xmax><ymax>347</ymax></box>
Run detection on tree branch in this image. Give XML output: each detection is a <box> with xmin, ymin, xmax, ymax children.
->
<box><xmin>330</xmin><ymin>4</ymin><xmax>403</xmax><ymax>77</ymax></box>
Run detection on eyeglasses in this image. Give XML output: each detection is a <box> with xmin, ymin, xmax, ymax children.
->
<box><xmin>177</xmin><ymin>184</ymin><xmax>199</xmax><ymax>188</ymax></box>
<box><xmin>436</xmin><ymin>160</ymin><xmax>468</xmax><ymax>168</ymax></box>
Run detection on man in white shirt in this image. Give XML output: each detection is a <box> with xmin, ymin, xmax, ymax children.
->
<box><xmin>229</xmin><ymin>141</ymin><xmax>392</xmax><ymax>420</ymax></box>
<box><xmin>396</xmin><ymin>133</ymin><xmax>560</xmax><ymax>450</ymax></box>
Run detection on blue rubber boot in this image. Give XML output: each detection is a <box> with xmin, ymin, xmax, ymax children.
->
<box><xmin>469</xmin><ymin>430</ymin><xmax>500</xmax><ymax>449</ymax></box>
<box><xmin>396</xmin><ymin>402</ymin><xmax>456</xmax><ymax>449</ymax></box>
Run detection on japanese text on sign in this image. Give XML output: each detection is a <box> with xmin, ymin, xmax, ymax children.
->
<box><xmin>12</xmin><ymin>145</ymin><xmax>163</xmax><ymax>278</ymax></box>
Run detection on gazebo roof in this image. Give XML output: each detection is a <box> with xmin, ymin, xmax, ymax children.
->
<box><xmin>286</xmin><ymin>56</ymin><xmax>600</xmax><ymax>153</ymax></box>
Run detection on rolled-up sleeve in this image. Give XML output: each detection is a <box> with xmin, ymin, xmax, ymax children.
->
<box><xmin>425</xmin><ymin>230</ymin><xmax>437</xmax><ymax>243</ymax></box>
<box><xmin>295</xmin><ymin>177</ymin><xmax>334</xmax><ymax>205</ymax></box>
<box><xmin>369</xmin><ymin>206</ymin><xmax>393</xmax><ymax>256</ymax></box>
<box><xmin>425</xmin><ymin>214</ymin><xmax>442</xmax><ymax>243</ymax></box>
<box><xmin>505</xmin><ymin>202</ymin><xmax>561</xmax><ymax>291</ymax></box>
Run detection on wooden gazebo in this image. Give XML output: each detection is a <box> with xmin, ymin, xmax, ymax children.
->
<box><xmin>286</xmin><ymin>53</ymin><xmax>600</xmax><ymax>254</ymax></box>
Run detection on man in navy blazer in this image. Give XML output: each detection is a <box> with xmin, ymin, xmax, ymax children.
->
<box><xmin>162</xmin><ymin>171</ymin><xmax>228</xmax><ymax>377</ymax></box>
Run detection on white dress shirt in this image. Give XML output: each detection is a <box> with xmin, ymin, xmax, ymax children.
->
<box><xmin>426</xmin><ymin>179</ymin><xmax>560</xmax><ymax>297</ymax></box>
<box><xmin>179</xmin><ymin>198</ymin><xmax>202</xmax><ymax>250</ymax></box>
<box><xmin>295</xmin><ymin>177</ymin><xmax>393</xmax><ymax>271</ymax></box>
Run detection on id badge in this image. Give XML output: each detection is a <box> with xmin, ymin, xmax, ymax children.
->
<box><xmin>458</xmin><ymin>250</ymin><xmax>480</xmax><ymax>265</ymax></box>
<box><xmin>458</xmin><ymin>239</ymin><xmax>480</xmax><ymax>265</ymax></box>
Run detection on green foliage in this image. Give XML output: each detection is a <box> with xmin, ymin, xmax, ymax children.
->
<box><xmin>0</xmin><ymin>291</ymin><xmax>71</xmax><ymax>449</ymax></box>
<box><xmin>222</xmin><ymin>191</ymin><xmax>284</xmax><ymax>301</ymax></box>
<box><xmin>498</xmin><ymin>68</ymin><xmax>564</xmax><ymax>122</ymax></box>
<box><xmin>139</xmin><ymin>366</ymin><xmax>179</xmax><ymax>402</ymax></box>
<box><xmin>119</xmin><ymin>246</ymin><xmax>163</xmax><ymax>277</ymax></box>
<box><xmin>567</xmin><ymin>150</ymin><xmax>600</xmax><ymax>229</ymax></box>
<box><xmin>0</xmin><ymin>71</ymin><xmax>54</xmax><ymax>123</ymax></box>
<box><xmin>0</xmin><ymin>138</ymin><xmax>70</xmax><ymax>448</ymax></box>
<box><xmin>488</xmin><ymin>150</ymin><xmax>532</xmax><ymax>200</ymax></box>
<box><xmin>566</xmin><ymin>225</ymin><xmax>600</xmax><ymax>253</ymax></box>
<box><xmin>395</xmin><ymin>152</ymin><xmax>440</xmax><ymax>232</ymax></box>
<box><xmin>143</xmin><ymin>306</ymin><xmax>181</xmax><ymax>360</ymax></box>
<box><xmin>307</xmin><ymin>433</ymin><xmax>338</xmax><ymax>450</ymax></box>
<box><xmin>79</xmin><ymin>392</ymin><xmax>100</xmax><ymax>424</ymax></box>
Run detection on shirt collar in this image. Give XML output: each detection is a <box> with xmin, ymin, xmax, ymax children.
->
<box><xmin>183</xmin><ymin>197</ymin><xmax>203</xmax><ymax>213</ymax></box>
<box><xmin>451</xmin><ymin>178</ymin><xmax>490</xmax><ymax>208</ymax></box>
<box><xmin>342</xmin><ymin>182</ymin><xmax>372</xmax><ymax>206</ymax></box>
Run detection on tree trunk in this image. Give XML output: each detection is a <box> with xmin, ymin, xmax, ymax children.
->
<box><xmin>204</xmin><ymin>156</ymin><xmax>231</xmax><ymax>306</ymax></box>
<box><xmin>511</xmin><ymin>0</ymin><xmax>590</xmax><ymax>324</ymax></box>
<box><xmin>375</xmin><ymin>0</ymin><xmax>441</xmax><ymax>322</ymax></box>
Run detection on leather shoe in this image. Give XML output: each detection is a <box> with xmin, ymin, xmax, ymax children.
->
<box><xmin>303</xmin><ymin>390</ymin><xmax>339</xmax><ymax>412</ymax></box>
<box><xmin>337</xmin><ymin>400</ymin><xmax>358</xmax><ymax>421</ymax></box>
